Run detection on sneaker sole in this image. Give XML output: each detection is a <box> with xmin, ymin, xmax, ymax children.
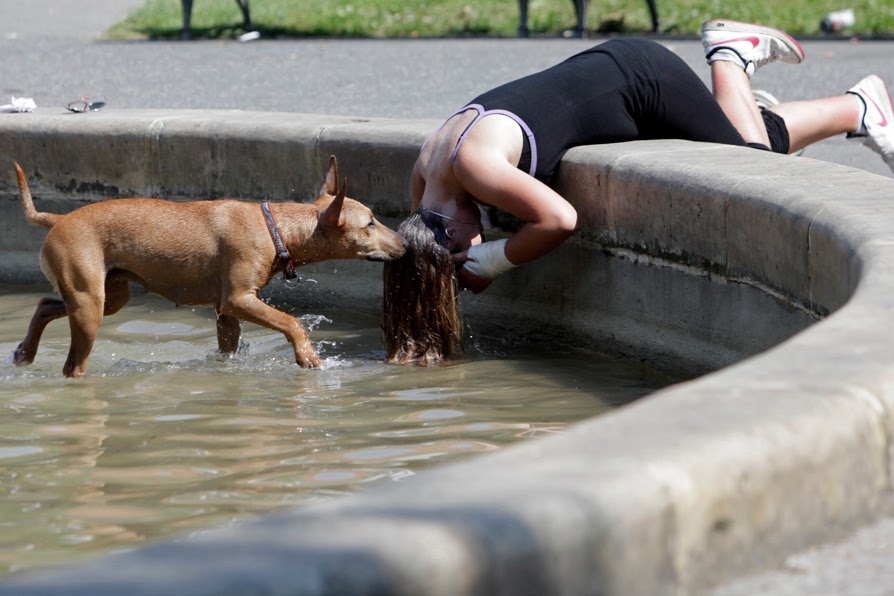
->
<box><xmin>702</xmin><ymin>19</ymin><xmax>806</xmax><ymax>64</ymax></box>
<box><xmin>752</xmin><ymin>89</ymin><xmax>780</xmax><ymax>110</ymax></box>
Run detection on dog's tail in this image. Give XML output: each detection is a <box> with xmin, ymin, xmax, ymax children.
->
<box><xmin>15</xmin><ymin>162</ymin><xmax>59</xmax><ymax>229</ymax></box>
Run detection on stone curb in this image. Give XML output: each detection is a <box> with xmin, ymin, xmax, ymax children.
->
<box><xmin>1</xmin><ymin>110</ymin><xmax>894</xmax><ymax>595</ymax></box>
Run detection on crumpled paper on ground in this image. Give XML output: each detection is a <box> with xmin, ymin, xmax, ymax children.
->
<box><xmin>0</xmin><ymin>97</ymin><xmax>36</xmax><ymax>113</ymax></box>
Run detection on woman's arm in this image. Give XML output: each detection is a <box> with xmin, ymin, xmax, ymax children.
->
<box><xmin>452</xmin><ymin>141</ymin><xmax>578</xmax><ymax>267</ymax></box>
<box><xmin>409</xmin><ymin>160</ymin><xmax>426</xmax><ymax>211</ymax></box>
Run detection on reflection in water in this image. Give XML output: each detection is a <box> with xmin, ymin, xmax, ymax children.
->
<box><xmin>0</xmin><ymin>286</ymin><xmax>673</xmax><ymax>576</ymax></box>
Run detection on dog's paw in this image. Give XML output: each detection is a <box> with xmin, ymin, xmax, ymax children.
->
<box><xmin>296</xmin><ymin>351</ymin><xmax>323</xmax><ymax>369</ymax></box>
<box><xmin>12</xmin><ymin>343</ymin><xmax>34</xmax><ymax>367</ymax></box>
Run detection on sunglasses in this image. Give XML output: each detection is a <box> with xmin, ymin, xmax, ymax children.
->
<box><xmin>66</xmin><ymin>96</ymin><xmax>107</xmax><ymax>113</ymax></box>
<box><xmin>420</xmin><ymin>207</ymin><xmax>483</xmax><ymax>230</ymax></box>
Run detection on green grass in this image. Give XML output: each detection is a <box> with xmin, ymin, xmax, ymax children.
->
<box><xmin>105</xmin><ymin>0</ymin><xmax>894</xmax><ymax>40</ymax></box>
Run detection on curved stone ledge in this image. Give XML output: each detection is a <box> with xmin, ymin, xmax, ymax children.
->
<box><xmin>1</xmin><ymin>110</ymin><xmax>893</xmax><ymax>594</ymax></box>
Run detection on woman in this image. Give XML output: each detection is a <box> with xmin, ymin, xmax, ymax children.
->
<box><xmin>383</xmin><ymin>19</ymin><xmax>894</xmax><ymax>364</ymax></box>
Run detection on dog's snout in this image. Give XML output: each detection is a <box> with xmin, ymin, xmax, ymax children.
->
<box><xmin>391</xmin><ymin>235</ymin><xmax>407</xmax><ymax>258</ymax></box>
<box><xmin>366</xmin><ymin>236</ymin><xmax>406</xmax><ymax>262</ymax></box>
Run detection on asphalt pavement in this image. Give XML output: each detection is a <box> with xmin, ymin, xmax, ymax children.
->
<box><xmin>2</xmin><ymin>2</ymin><xmax>894</xmax><ymax>594</ymax></box>
<box><xmin>1</xmin><ymin>1</ymin><xmax>893</xmax><ymax>179</ymax></box>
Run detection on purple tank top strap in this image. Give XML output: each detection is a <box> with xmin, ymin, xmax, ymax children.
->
<box><xmin>448</xmin><ymin>104</ymin><xmax>538</xmax><ymax>178</ymax></box>
<box><xmin>449</xmin><ymin>104</ymin><xmax>486</xmax><ymax>164</ymax></box>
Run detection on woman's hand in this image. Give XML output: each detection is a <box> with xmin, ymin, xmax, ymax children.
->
<box><xmin>452</xmin><ymin>251</ymin><xmax>494</xmax><ymax>294</ymax></box>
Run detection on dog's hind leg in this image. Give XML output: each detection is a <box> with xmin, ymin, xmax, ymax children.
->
<box><xmin>13</xmin><ymin>297</ymin><xmax>68</xmax><ymax>366</ymax></box>
<box><xmin>61</xmin><ymin>290</ymin><xmax>105</xmax><ymax>378</ymax></box>
<box><xmin>11</xmin><ymin>261</ymin><xmax>124</xmax><ymax>369</ymax></box>
<box><xmin>215</xmin><ymin>313</ymin><xmax>242</xmax><ymax>354</ymax></box>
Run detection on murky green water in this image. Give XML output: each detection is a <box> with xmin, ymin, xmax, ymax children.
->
<box><xmin>0</xmin><ymin>286</ymin><xmax>672</xmax><ymax>576</ymax></box>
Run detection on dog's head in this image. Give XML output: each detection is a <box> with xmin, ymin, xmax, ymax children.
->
<box><xmin>313</xmin><ymin>156</ymin><xmax>406</xmax><ymax>262</ymax></box>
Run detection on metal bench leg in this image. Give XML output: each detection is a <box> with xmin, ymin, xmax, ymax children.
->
<box><xmin>517</xmin><ymin>0</ymin><xmax>530</xmax><ymax>37</ymax></box>
<box><xmin>236</xmin><ymin>0</ymin><xmax>252</xmax><ymax>29</ymax></box>
<box><xmin>646</xmin><ymin>0</ymin><xmax>660</xmax><ymax>32</ymax></box>
<box><xmin>573</xmin><ymin>0</ymin><xmax>588</xmax><ymax>37</ymax></box>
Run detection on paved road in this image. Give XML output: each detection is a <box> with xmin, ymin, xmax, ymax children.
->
<box><xmin>1</xmin><ymin>1</ymin><xmax>892</xmax><ymax>180</ymax></box>
<box><xmin>2</xmin><ymin>3</ymin><xmax>894</xmax><ymax>594</ymax></box>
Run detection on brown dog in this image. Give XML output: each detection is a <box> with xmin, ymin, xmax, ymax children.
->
<box><xmin>12</xmin><ymin>156</ymin><xmax>405</xmax><ymax>378</ymax></box>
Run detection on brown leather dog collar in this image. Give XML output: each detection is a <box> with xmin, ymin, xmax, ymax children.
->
<box><xmin>260</xmin><ymin>202</ymin><xmax>298</xmax><ymax>280</ymax></box>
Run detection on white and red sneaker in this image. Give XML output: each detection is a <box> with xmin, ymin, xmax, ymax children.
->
<box><xmin>847</xmin><ymin>75</ymin><xmax>894</xmax><ymax>173</ymax></box>
<box><xmin>752</xmin><ymin>89</ymin><xmax>780</xmax><ymax>111</ymax></box>
<box><xmin>701</xmin><ymin>19</ymin><xmax>805</xmax><ymax>79</ymax></box>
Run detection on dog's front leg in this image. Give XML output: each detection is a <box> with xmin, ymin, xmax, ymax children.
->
<box><xmin>220</xmin><ymin>293</ymin><xmax>322</xmax><ymax>368</ymax></box>
<box><xmin>215</xmin><ymin>313</ymin><xmax>242</xmax><ymax>354</ymax></box>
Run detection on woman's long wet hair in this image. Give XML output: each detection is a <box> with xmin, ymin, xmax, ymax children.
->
<box><xmin>382</xmin><ymin>209</ymin><xmax>463</xmax><ymax>365</ymax></box>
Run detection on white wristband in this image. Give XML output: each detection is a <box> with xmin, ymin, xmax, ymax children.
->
<box><xmin>462</xmin><ymin>239</ymin><xmax>516</xmax><ymax>279</ymax></box>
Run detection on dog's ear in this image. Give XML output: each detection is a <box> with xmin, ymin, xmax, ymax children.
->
<box><xmin>319</xmin><ymin>177</ymin><xmax>347</xmax><ymax>229</ymax></box>
<box><xmin>318</xmin><ymin>155</ymin><xmax>339</xmax><ymax>198</ymax></box>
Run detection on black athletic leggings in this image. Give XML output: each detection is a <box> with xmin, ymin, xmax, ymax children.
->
<box><xmin>603</xmin><ymin>39</ymin><xmax>789</xmax><ymax>154</ymax></box>
<box><xmin>469</xmin><ymin>38</ymin><xmax>790</xmax><ymax>182</ymax></box>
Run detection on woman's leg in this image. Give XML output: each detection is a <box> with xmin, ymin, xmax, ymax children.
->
<box><xmin>768</xmin><ymin>95</ymin><xmax>862</xmax><ymax>154</ymax></box>
<box><xmin>702</xmin><ymin>20</ymin><xmax>804</xmax><ymax>151</ymax></box>
<box><xmin>746</xmin><ymin>74</ymin><xmax>893</xmax><ymax>171</ymax></box>
<box><xmin>702</xmin><ymin>19</ymin><xmax>894</xmax><ymax>171</ymax></box>
<box><xmin>710</xmin><ymin>60</ymin><xmax>771</xmax><ymax>148</ymax></box>
<box><xmin>711</xmin><ymin>64</ymin><xmax>864</xmax><ymax>154</ymax></box>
